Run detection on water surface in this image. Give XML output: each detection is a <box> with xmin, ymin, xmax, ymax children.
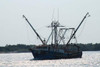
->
<box><xmin>0</xmin><ymin>51</ymin><xmax>100</xmax><ymax>67</ymax></box>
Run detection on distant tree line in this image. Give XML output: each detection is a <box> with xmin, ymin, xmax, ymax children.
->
<box><xmin>0</xmin><ymin>43</ymin><xmax>100</xmax><ymax>53</ymax></box>
<box><xmin>0</xmin><ymin>44</ymin><xmax>35</xmax><ymax>53</ymax></box>
<box><xmin>77</xmin><ymin>43</ymin><xmax>100</xmax><ymax>51</ymax></box>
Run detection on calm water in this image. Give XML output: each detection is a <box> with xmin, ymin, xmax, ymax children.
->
<box><xmin>0</xmin><ymin>51</ymin><xmax>100</xmax><ymax>67</ymax></box>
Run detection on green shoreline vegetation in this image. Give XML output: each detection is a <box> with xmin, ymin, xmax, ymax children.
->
<box><xmin>0</xmin><ymin>43</ymin><xmax>100</xmax><ymax>53</ymax></box>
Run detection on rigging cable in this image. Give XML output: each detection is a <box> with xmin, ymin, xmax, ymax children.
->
<box><xmin>24</xmin><ymin>19</ymin><xmax>31</xmax><ymax>45</ymax></box>
<box><xmin>77</xmin><ymin>17</ymin><xmax>88</xmax><ymax>38</ymax></box>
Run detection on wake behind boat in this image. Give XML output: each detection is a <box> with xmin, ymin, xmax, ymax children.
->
<box><xmin>23</xmin><ymin>12</ymin><xmax>90</xmax><ymax>60</ymax></box>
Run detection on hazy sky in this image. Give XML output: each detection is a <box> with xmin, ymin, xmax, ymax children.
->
<box><xmin>0</xmin><ymin>0</ymin><xmax>100</xmax><ymax>46</ymax></box>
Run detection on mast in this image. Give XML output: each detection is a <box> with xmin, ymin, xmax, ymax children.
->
<box><xmin>66</xmin><ymin>12</ymin><xmax>90</xmax><ymax>45</ymax></box>
<box><xmin>48</xmin><ymin>21</ymin><xmax>58</xmax><ymax>45</ymax></box>
<box><xmin>23</xmin><ymin>15</ymin><xmax>46</xmax><ymax>45</ymax></box>
<box><xmin>48</xmin><ymin>21</ymin><xmax>64</xmax><ymax>45</ymax></box>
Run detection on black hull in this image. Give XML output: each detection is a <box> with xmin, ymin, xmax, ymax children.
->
<box><xmin>30</xmin><ymin>49</ymin><xmax>82</xmax><ymax>60</ymax></box>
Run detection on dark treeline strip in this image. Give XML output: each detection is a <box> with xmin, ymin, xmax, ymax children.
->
<box><xmin>0</xmin><ymin>43</ymin><xmax>100</xmax><ymax>53</ymax></box>
<box><xmin>77</xmin><ymin>43</ymin><xmax>100</xmax><ymax>51</ymax></box>
<box><xmin>0</xmin><ymin>44</ymin><xmax>35</xmax><ymax>53</ymax></box>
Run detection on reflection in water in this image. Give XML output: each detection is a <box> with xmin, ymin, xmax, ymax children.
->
<box><xmin>0</xmin><ymin>51</ymin><xmax>100</xmax><ymax>67</ymax></box>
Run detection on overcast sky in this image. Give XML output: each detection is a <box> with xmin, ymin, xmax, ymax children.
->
<box><xmin>0</xmin><ymin>0</ymin><xmax>100</xmax><ymax>46</ymax></box>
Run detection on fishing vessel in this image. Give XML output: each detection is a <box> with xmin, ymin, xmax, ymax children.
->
<box><xmin>23</xmin><ymin>12</ymin><xmax>89</xmax><ymax>60</ymax></box>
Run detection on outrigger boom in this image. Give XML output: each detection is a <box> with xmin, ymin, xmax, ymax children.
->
<box><xmin>66</xmin><ymin>12</ymin><xmax>90</xmax><ymax>45</ymax></box>
<box><xmin>23</xmin><ymin>15</ymin><xmax>46</xmax><ymax>45</ymax></box>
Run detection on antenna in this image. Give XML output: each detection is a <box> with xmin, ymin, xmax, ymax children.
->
<box><xmin>57</xmin><ymin>8</ymin><xmax>59</xmax><ymax>22</ymax></box>
<box><xmin>51</xmin><ymin>8</ymin><xmax>59</xmax><ymax>22</ymax></box>
<box><xmin>51</xmin><ymin>9</ymin><xmax>55</xmax><ymax>21</ymax></box>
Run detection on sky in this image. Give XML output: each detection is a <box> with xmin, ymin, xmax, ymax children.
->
<box><xmin>0</xmin><ymin>0</ymin><xmax>100</xmax><ymax>46</ymax></box>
